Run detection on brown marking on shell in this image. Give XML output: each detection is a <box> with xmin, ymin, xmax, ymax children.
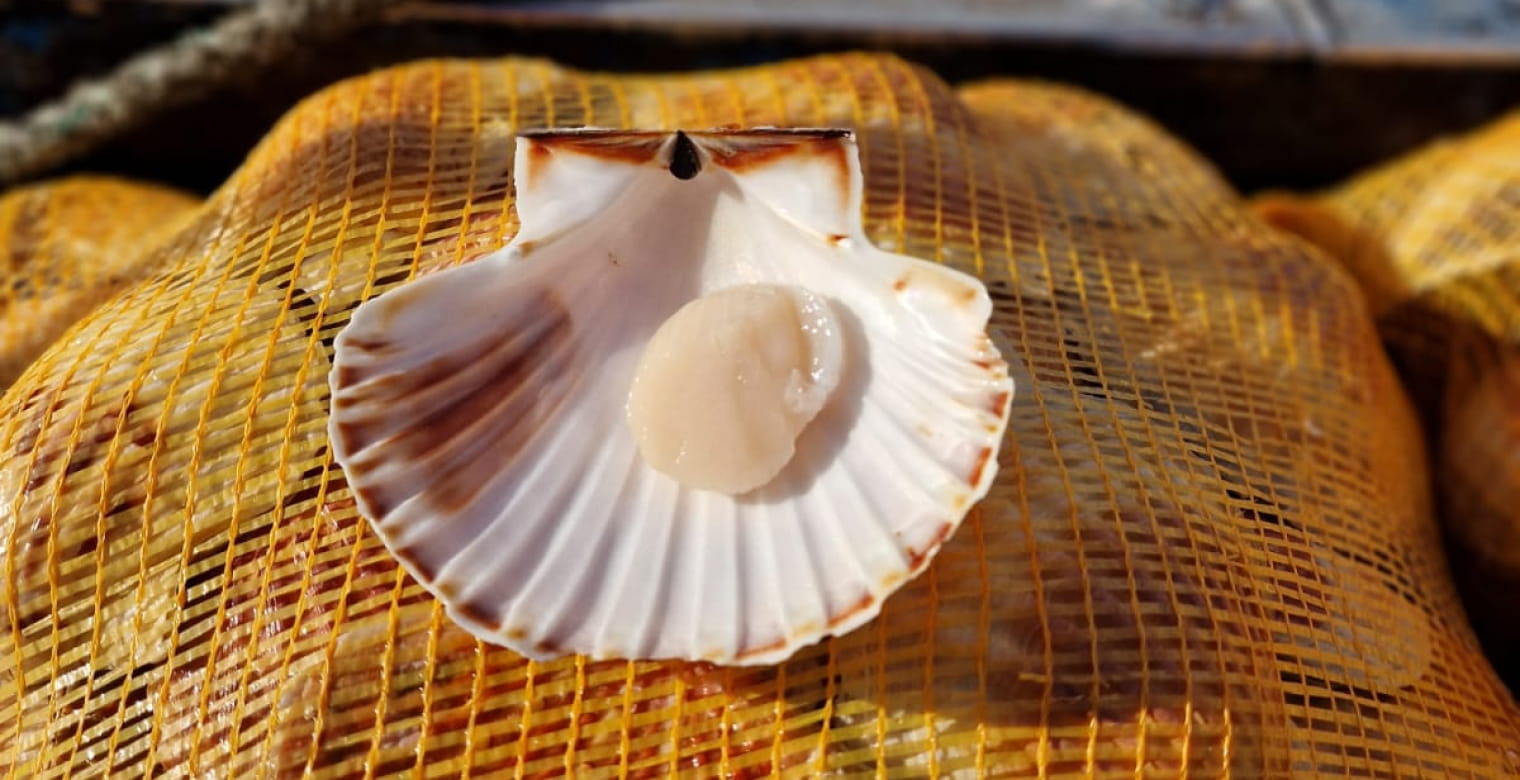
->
<box><xmin>424</xmin><ymin>311</ymin><xmax>574</xmax><ymax>514</ymax></box>
<box><xmin>989</xmin><ymin>390</ymin><xmax>1011</xmax><ymax>417</ymax></box>
<box><xmin>524</xmin><ymin>141</ymin><xmax>554</xmax><ymax>191</ymax></box>
<box><xmin>827</xmin><ymin>233</ymin><xmax>848</xmax><ymax>245</ymax></box>
<box><xmin>905</xmin><ymin>522</ymin><xmax>957</xmax><ymax>572</ymax></box>
<box><xmin>331</xmin><ymin>364</ymin><xmax>368</xmax><ymax>407</ymax></box>
<box><xmin>700</xmin><ymin>130</ymin><xmax>851</xmax><ymax>183</ymax></box>
<box><xmin>519</xmin><ymin>130</ymin><xmax>667</xmax><ymax>191</ymax></box>
<box><xmin>968</xmin><ymin>446</ymin><xmax>995</xmax><ymax>486</ymax></box>
<box><xmin>334</xmin><ymin>289</ymin><xmax>577</xmax><ymax>522</ymax></box>
<box><xmin>829</xmin><ymin>592</ymin><xmax>876</xmax><ymax>628</ymax></box>
<box><xmin>533</xmin><ymin>638</ymin><xmax>562</xmax><ymax>656</ymax></box>
<box><xmin>517</xmin><ymin>129</ymin><xmax>853</xmax><ymax>198</ymax></box>
<box><xmin>972</xmin><ymin>358</ymin><xmax>993</xmax><ymax>370</ymax></box>
<box><xmin>455</xmin><ymin>599</ymin><xmax>503</xmax><ymax>632</ymax></box>
<box><xmin>446</xmin><ymin>309</ymin><xmax>571</xmax><ymax>507</ymax></box>
<box><xmin>393</xmin><ymin>546</ymin><xmax>435</xmax><ymax>583</ymax></box>
<box><xmin>506</xmin><ymin>627</ymin><xmax>529</xmax><ymax>642</ymax></box>
<box><xmin>340</xmin><ymin>334</ymin><xmax>391</xmax><ymax>353</ymax></box>
<box><xmin>338</xmin><ymin>290</ymin><xmax>569</xmax><ymax>452</ymax></box>
<box><xmin>892</xmin><ymin>268</ymin><xmax>983</xmax><ymax>308</ymax></box>
<box><xmin>519</xmin><ymin>129</ymin><xmax>668</xmax><ymax>166</ymax></box>
<box><xmin>331</xmin><ymin>333</ymin><xmax>408</xmax><ymax>389</ymax></box>
<box><xmin>526</xmin><ymin>139</ymin><xmax>554</xmax><ymax>166</ymax></box>
<box><xmin>734</xmin><ymin>636</ymin><xmax>789</xmax><ymax>662</ymax></box>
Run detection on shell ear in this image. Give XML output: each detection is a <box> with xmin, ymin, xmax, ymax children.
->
<box><xmin>511</xmin><ymin>130</ymin><xmax>669</xmax><ymax>243</ymax></box>
<box><xmin>512</xmin><ymin>128</ymin><xmax>863</xmax><ymax>243</ymax></box>
<box><xmin>692</xmin><ymin>129</ymin><xmax>864</xmax><ymax>240</ymax></box>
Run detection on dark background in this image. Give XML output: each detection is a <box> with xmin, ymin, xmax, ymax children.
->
<box><xmin>1</xmin><ymin>0</ymin><xmax>1518</xmax><ymax>197</ymax></box>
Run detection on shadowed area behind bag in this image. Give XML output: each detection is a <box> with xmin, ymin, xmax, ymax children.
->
<box><xmin>0</xmin><ymin>53</ymin><xmax>1516</xmax><ymax>779</ymax></box>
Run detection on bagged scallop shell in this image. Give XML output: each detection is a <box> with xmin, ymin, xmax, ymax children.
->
<box><xmin>328</xmin><ymin>128</ymin><xmax>1014</xmax><ymax>665</ymax></box>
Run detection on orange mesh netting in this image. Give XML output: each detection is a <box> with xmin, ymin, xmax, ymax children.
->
<box><xmin>0</xmin><ymin>176</ymin><xmax>198</xmax><ymax>389</ymax></box>
<box><xmin>1254</xmin><ymin>109</ymin><xmax>1520</xmax><ymax>417</ymax></box>
<box><xmin>2</xmin><ymin>53</ymin><xmax>1517</xmax><ymax>779</ymax></box>
<box><xmin>1255</xmin><ymin>110</ymin><xmax>1520</xmax><ymax>692</ymax></box>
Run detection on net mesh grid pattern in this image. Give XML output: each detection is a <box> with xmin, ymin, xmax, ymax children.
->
<box><xmin>1254</xmin><ymin>108</ymin><xmax>1520</xmax><ymax>701</ymax></box>
<box><xmin>0</xmin><ymin>53</ymin><xmax>1516</xmax><ymax>779</ymax></box>
<box><xmin>0</xmin><ymin>176</ymin><xmax>199</xmax><ymax>390</ymax></box>
<box><xmin>1254</xmin><ymin>110</ymin><xmax>1520</xmax><ymax>418</ymax></box>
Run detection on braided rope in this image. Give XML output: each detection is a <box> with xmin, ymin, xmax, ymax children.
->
<box><xmin>0</xmin><ymin>0</ymin><xmax>411</xmax><ymax>187</ymax></box>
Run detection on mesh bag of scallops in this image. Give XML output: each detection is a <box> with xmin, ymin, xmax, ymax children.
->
<box><xmin>0</xmin><ymin>176</ymin><xmax>199</xmax><ymax>391</ymax></box>
<box><xmin>1</xmin><ymin>53</ymin><xmax>1517</xmax><ymax>779</ymax></box>
<box><xmin>1255</xmin><ymin>109</ymin><xmax>1520</xmax><ymax>695</ymax></box>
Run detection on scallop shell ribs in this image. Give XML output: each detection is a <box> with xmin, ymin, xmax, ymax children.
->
<box><xmin>328</xmin><ymin>128</ymin><xmax>1014</xmax><ymax>666</ymax></box>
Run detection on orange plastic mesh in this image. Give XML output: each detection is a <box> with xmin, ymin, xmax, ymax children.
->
<box><xmin>0</xmin><ymin>176</ymin><xmax>198</xmax><ymax>389</ymax></box>
<box><xmin>1254</xmin><ymin>109</ymin><xmax>1520</xmax><ymax>417</ymax></box>
<box><xmin>1</xmin><ymin>53</ymin><xmax>1517</xmax><ymax>779</ymax></box>
<box><xmin>1255</xmin><ymin>110</ymin><xmax>1520</xmax><ymax>693</ymax></box>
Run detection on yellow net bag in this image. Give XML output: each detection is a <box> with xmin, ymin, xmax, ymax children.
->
<box><xmin>0</xmin><ymin>176</ymin><xmax>198</xmax><ymax>390</ymax></box>
<box><xmin>1255</xmin><ymin>110</ymin><xmax>1520</xmax><ymax>690</ymax></box>
<box><xmin>1254</xmin><ymin>110</ymin><xmax>1520</xmax><ymax>417</ymax></box>
<box><xmin>2</xmin><ymin>53</ymin><xmax>1516</xmax><ymax>779</ymax></box>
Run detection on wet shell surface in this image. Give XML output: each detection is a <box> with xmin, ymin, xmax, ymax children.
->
<box><xmin>328</xmin><ymin>128</ymin><xmax>1014</xmax><ymax>665</ymax></box>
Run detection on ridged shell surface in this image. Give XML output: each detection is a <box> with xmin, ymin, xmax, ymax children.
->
<box><xmin>328</xmin><ymin>129</ymin><xmax>1013</xmax><ymax>665</ymax></box>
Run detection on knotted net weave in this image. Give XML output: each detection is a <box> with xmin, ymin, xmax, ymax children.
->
<box><xmin>2</xmin><ymin>54</ymin><xmax>1517</xmax><ymax>779</ymax></box>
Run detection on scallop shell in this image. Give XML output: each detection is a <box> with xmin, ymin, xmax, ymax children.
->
<box><xmin>328</xmin><ymin>128</ymin><xmax>1014</xmax><ymax>665</ymax></box>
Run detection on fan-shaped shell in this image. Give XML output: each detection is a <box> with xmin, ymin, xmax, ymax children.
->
<box><xmin>328</xmin><ymin>128</ymin><xmax>1013</xmax><ymax>665</ymax></box>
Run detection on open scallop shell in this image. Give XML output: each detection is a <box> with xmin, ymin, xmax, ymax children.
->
<box><xmin>329</xmin><ymin>128</ymin><xmax>1014</xmax><ymax>665</ymax></box>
